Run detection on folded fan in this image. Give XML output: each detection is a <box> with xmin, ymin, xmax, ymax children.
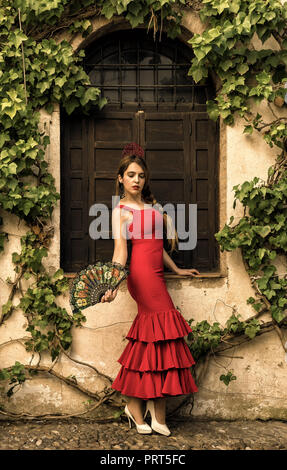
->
<box><xmin>70</xmin><ymin>261</ymin><xmax>129</xmax><ymax>313</ymax></box>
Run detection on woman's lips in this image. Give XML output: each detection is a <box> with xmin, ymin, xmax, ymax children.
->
<box><xmin>132</xmin><ymin>186</ymin><xmax>139</xmax><ymax>189</ymax></box>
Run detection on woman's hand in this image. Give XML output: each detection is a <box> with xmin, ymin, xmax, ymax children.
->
<box><xmin>101</xmin><ymin>287</ymin><xmax>119</xmax><ymax>303</ymax></box>
<box><xmin>174</xmin><ymin>268</ymin><xmax>201</xmax><ymax>277</ymax></box>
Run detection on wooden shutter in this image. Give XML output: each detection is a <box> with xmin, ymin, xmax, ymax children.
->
<box><xmin>87</xmin><ymin>111</ymin><xmax>139</xmax><ymax>264</ymax></box>
<box><xmin>190</xmin><ymin>113</ymin><xmax>218</xmax><ymax>270</ymax></box>
<box><xmin>61</xmin><ymin>109</ymin><xmax>218</xmax><ymax>272</ymax></box>
<box><xmin>140</xmin><ymin>111</ymin><xmax>190</xmax><ymax>269</ymax></box>
<box><xmin>140</xmin><ymin>111</ymin><xmax>218</xmax><ymax>271</ymax></box>
<box><xmin>60</xmin><ymin>113</ymin><xmax>89</xmax><ymax>272</ymax></box>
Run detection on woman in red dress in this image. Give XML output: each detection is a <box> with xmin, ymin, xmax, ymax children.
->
<box><xmin>101</xmin><ymin>143</ymin><xmax>200</xmax><ymax>436</ymax></box>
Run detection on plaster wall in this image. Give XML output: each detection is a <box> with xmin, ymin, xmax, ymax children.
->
<box><xmin>0</xmin><ymin>11</ymin><xmax>286</xmax><ymax>420</ymax></box>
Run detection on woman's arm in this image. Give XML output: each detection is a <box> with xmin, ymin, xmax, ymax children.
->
<box><xmin>163</xmin><ymin>248</ymin><xmax>201</xmax><ymax>277</ymax></box>
<box><xmin>111</xmin><ymin>207</ymin><xmax>128</xmax><ymax>266</ymax></box>
<box><xmin>163</xmin><ymin>248</ymin><xmax>179</xmax><ymax>274</ymax></box>
<box><xmin>101</xmin><ymin>207</ymin><xmax>129</xmax><ymax>303</ymax></box>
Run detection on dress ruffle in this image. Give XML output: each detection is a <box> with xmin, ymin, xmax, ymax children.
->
<box><xmin>111</xmin><ymin>366</ymin><xmax>198</xmax><ymax>399</ymax></box>
<box><xmin>126</xmin><ymin>308</ymin><xmax>193</xmax><ymax>342</ymax></box>
<box><xmin>111</xmin><ymin>307</ymin><xmax>198</xmax><ymax>399</ymax></box>
<box><xmin>118</xmin><ymin>337</ymin><xmax>196</xmax><ymax>371</ymax></box>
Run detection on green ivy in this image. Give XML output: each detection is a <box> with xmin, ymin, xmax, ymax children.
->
<box><xmin>186</xmin><ymin>313</ymin><xmax>261</xmax><ymax>363</ymax></box>
<box><xmin>215</xmin><ymin>175</ymin><xmax>287</xmax><ymax>324</ymax></box>
<box><xmin>100</xmin><ymin>0</ymin><xmax>185</xmax><ymax>38</ymax></box>
<box><xmin>220</xmin><ymin>371</ymin><xmax>237</xmax><ymax>386</ymax></box>
<box><xmin>188</xmin><ymin>0</ymin><xmax>287</xmax><ymax>142</ymax></box>
<box><xmin>0</xmin><ymin>361</ymin><xmax>27</xmax><ymax>398</ymax></box>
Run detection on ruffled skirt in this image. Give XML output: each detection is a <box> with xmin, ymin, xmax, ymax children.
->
<box><xmin>111</xmin><ymin>308</ymin><xmax>198</xmax><ymax>399</ymax></box>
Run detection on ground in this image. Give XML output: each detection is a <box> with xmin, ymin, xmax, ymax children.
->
<box><xmin>0</xmin><ymin>416</ymin><xmax>286</xmax><ymax>450</ymax></box>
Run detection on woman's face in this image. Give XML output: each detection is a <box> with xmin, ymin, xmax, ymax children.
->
<box><xmin>119</xmin><ymin>162</ymin><xmax>146</xmax><ymax>198</ymax></box>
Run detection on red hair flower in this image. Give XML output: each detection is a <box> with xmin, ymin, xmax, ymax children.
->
<box><xmin>122</xmin><ymin>142</ymin><xmax>144</xmax><ymax>159</ymax></box>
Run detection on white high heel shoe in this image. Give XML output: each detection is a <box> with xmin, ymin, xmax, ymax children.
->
<box><xmin>143</xmin><ymin>400</ymin><xmax>171</xmax><ymax>436</ymax></box>
<box><xmin>124</xmin><ymin>404</ymin><xmax>152</xmax><ymax>434</ymax></box>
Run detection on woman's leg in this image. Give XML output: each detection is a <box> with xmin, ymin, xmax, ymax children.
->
<box><xmin>153</xmin><ymin>397</ymin><xmax>167</xmax><ymax>424</ymax></box>
<box><xmin>127</xmin><ymin>396</ymin><xmax>167</xmax><ymax>425</ymax></box>
<box><xmin>127</xmin><ymin>397</ymin><xmax>145</xmax><ymax>424</ymax></box>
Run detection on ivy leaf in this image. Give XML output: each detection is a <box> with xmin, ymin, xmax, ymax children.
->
<box><xmin>253</xmin><ymin>225</ymin><xmax>271</xmax><ymax>238</ymax></box>
<box><xmin>2</xmin><ymin>300</ymin><xmax>13</xmax><ymax>316</ymax></box>
<box><xmin>55</xmin><ymin>76</ymin><xmax>67</xmax><ymax>87</ymax></box>
<box><xmin>220</xmin><ymin>371</ymin><xmax>237</xmax><ymax>386</ymax></box>
<box><xmin>10</xmin><ymin>30</ymin><xmax>28</xmax><ymax>48</ymax></box>
<box><xmin>271</xmin><ymin>307</ymin><xmax>286</xmax><ymax>323</ymax></box>
<box><xmin>256</xmin><ymin>71</ymin><xmax>272</xmax><ymax>85</ymax></box>
<box><xmin>237</xmin><ymin>63</ymin><xmax>249</xmax><ymax>75</ymax></box>
<box><xmin>98</xmin><ymin>96</ymin><xmax>108</xmax><ymax>110</ymax></box>
<box><xmin>52</xmin><ymin>269</ymin><xmax>64</xmax><ymax>281</ymax></box>
<box><xmin>244</xmin><ymin>319</ymin><xmax>260</xmax><ymax>339</ymax></box>
<box><xmin>8</xmin><ymin>162</ymin><xmax>17</xmax><ymax>174</ymax></box>
<box><xmin>278</xmin><ymin>298</ymin><xmax>287</xmax><ymax>308</ymax></box>
<box><xmin>4</xmin><ymin>106</ymin><xmax>17</xmax><ymax>119</ymax></box>
<box><xmin>243</xmin><ymin>125</ymin><xmax>253</xmax><ymax>134</ymax></box>
<box><xmin>0</xmin><ymin>369</ymin><xmax>10</xmax><ymax>381</ymax></box>
<box><xmin>38</xmin><ymin>81</ymin><xmax>50</xmax><ymax>93</ymax></box>
<box><xmin>65</xmin><ymin>98</ymin><xmax>78</xmax><ymax>115</ymax></box>
<box><xmin>23</xmin><ymin>200</ymin><xmax>34</xmax><ymax>216</ymax></box>
<box><xmin>252</xmin><ymin>302</ymin><xmax>263</xmax><ymax>312</ymax></box>
<box><xmin>80</xmin><ymin>87</ymin><xmax>100</xmax><ymax>106</ymax></box>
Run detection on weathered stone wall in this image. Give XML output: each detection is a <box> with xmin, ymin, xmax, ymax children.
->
<box><xmin>0</xmin><ymin>10</ymin><xmax>286</xmax><ymax>419</ymax></box>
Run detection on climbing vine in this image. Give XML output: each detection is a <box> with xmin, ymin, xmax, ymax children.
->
<box><xmin>185</xmin><ymin>0</ymin><xmax>287</xmax><ymax>386</ymax></box>
<box><xmin>0</xmin><ymin>0</ymin><xmax>287</xmax><ymax>418</ymax></box>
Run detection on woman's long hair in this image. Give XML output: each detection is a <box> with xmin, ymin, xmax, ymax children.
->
<box><xmin>115</xmin><ymin>154</ymin><xmax>179</xmax><ymax>254</ymax></box>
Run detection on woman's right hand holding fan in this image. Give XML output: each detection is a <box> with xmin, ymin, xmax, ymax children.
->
<box><xmin>101</xmin><ymin>287</ymin><xmax>119</xmax><ymax>303</ymax></box>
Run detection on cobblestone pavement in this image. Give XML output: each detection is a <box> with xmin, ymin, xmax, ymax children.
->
<box><xmin>0</xmin><ymin>417</ymin><xmax>287</xmax><ymax>450</ymax></box>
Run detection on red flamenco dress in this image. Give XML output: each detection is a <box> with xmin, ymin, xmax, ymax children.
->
<box><xmin>111</xmin><ymin>204</ymin><xmax>198</xmax><ymax>400</ymax></box>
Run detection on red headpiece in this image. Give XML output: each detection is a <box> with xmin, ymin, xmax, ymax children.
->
<box><xmin>122</xmin><ymin>142</ymin><xmax>144</xmax><ymax>159</ymax></box>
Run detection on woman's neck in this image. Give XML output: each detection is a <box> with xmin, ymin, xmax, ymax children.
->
<box><xmin>121</xmin><ymin>196</ymin><xmax>145</xmax><ymax>205</ymax></box>
<box><xmin>120</xmin><ymin>197</ymin><xmax>152</xmax><ymax>209</ymax></box>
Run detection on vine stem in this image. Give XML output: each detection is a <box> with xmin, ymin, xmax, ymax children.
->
<box><xmin>27</xmin><ymin>4</ymin><xmax>102</xmax><ymax>40</ymax></box>
<box><xmin>0</xmin><ymin>338</ymin><xmax>124</xmax><ymax>420</ymax></box>
<box><xmin>272</xmin><ymin>320</ymin><xmax>287</xmax><ymax>353</ymax></box>
<box><xmin>257</xmin><ymin>117</ymin><xmax>287</xmax><ymax>131</ymax></box>
<box><xmin>214</xmin><ymin>322</ymin><xmax>285</xmax><ymax>354</ymax></box>
<box><xmin>3</xmin><ymin>364</ymin><xmax>103</xmax><ymax>400</ymax></box>
<box><xmin>0</xmin><ymin>337</ymin><xmax>31</xmax><ymax>349</ymax></box>
<box><xmin>267</xmin><ymin>100</ymin><xmax>279</xmax><ymax>120</ymax></box>
<box><xmin>18</xmin><ymin>8</ymin><xmax>27</xmax><ymax>106</ymax></box>
<box><xmin>0</xmin><ymin>265</ymin><xmax>24</xmax><ymax>326</ymax></box>
<box><xmin>0</xmin><ymin>390</ymin><xmax>119</xmax><ymax>421</ymax></box>
<box><xmin>56</xmin><ymin>332</ymin><xmax>113</xmax><ymax>384</ymax></box>
<box><xmin>240</xmin><ymin>251</ymin><xmax>287</xmax><ymax>355</ymax></box>
<box><xmin>196</xmin><ymin>351</ymin><xmax>211</xmax><ymax>385</ymax></box>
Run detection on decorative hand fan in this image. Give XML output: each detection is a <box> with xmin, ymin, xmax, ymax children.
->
<box><xmin>70</xmin><ymin>261</ymin><xmax>129</xmax><ymax>313</ymax></box>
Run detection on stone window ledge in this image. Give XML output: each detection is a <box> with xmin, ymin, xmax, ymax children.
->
<box><xmin>64</xmin><ymin>272</ymin><xmax>226</xmax><ymax>280</ymax></box>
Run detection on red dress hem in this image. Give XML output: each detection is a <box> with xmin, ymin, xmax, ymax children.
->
<box><xmin>111</xmin><ymin>307</ymin><xmax>198</xmax><ymax>399</ymax></box>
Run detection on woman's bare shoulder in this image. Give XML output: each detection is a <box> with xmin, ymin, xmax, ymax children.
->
<box><xmin>112</xmin><ymin>204</ymin><xmax>133</xmax><ymax>221</ymax></box>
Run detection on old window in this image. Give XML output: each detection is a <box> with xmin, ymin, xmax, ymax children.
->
<box><xmin>60</xmin><ymin>29</ymin><xmax>218</xmax><ymax>273</ymax></box>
